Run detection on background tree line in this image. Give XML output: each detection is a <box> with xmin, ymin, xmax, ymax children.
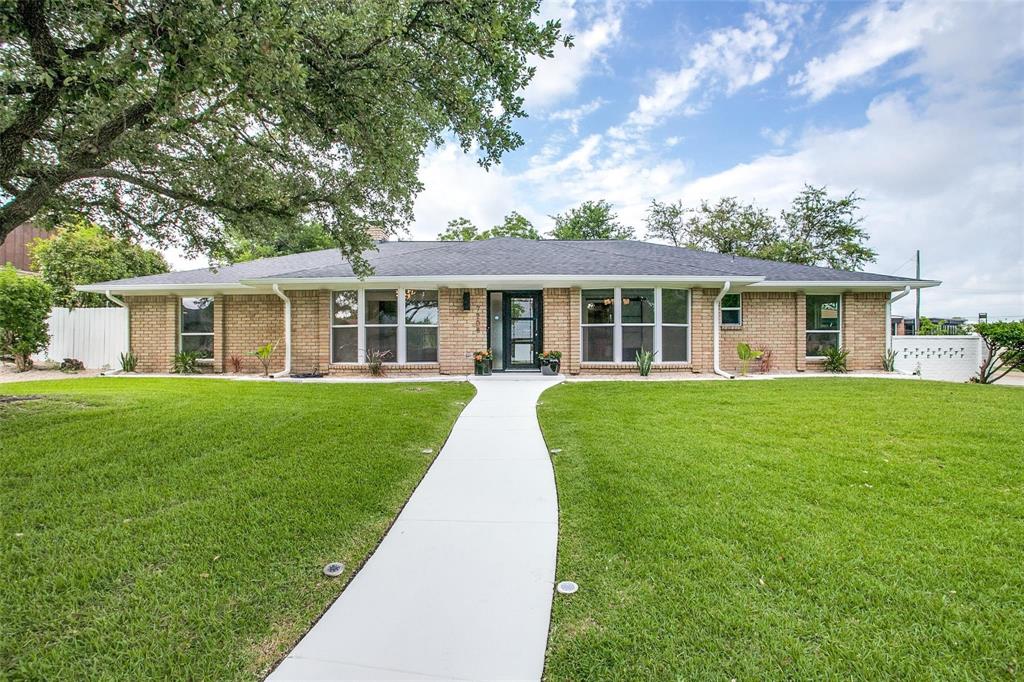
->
<box><xmin>440</xmin><ymin>185</ymin><xmax>878</xmax><ymax>271</ymax></box>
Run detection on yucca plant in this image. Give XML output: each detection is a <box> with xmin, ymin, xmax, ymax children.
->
<box><xmin>119</xmin><ymin>351</ymin><xmax>138</xmax><ymax>373</ymax></box>
<box><xmin>635</xmin><ymin>349</ymin><xmax>655</xmax><ymax>377</ymax></box>
<box><xmin>365</xmin><ymin>349</ymin><xmax>392</xmax><ymax>377</ymax></box>
<box><xmin>172</xmin><ymin>351</ymin><xmax>201</xmax><ymax>374</ymax></box>
<box><xmin>881</xmin><ymin>347</ymin><xmax>897</xmax><ymax>372</ymax></box>
<box><xmin>822</xmin><ymin>345</ymin><xmax>850</xmax><ymax>373</ymax></box>
<box><xmin>249</xmin><ymin>341</ymin><xmax>278</xmax><ymax>377</ymax></box>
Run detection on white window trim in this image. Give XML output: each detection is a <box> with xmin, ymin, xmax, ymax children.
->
<box><xmin>581</xmin><ymin>287</ymin><xmax>690</xmax><ymax>364</ymax></box>
<box><xmin>721</xmin><ymin>292</ymin><xmax>742</xmax><ymax>326</ymax></box>
<box><xmin>179</xmin><ymin>297</ymin><xmax>214</xmax><ymax>359</ymax></box>
<box><xmin>332</xmin><ymin>288</ymin><xmax>438</xmax><ymax>364</ymax></box>
<box><xmin>806</xmin><ymin>293</ymin><xmax>843</xmax><ymax>359</ymax></box>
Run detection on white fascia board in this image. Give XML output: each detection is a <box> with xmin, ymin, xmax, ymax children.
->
<box><xmin>76</xmin><ymin>283</ymin><xmax>265</xmax><ymax>295</ymax></box>
<box><xmin>748</xmin><ymin>279</ymin><xmax>941</xmax><ymax>291</ymax></box>
<box><xmin>240</xmin><ymin>274</ymin><xmax>766</xmax><ymax>289</ymax></box>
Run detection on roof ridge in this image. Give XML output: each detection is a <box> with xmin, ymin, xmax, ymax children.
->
<box><xmin>546</xmin><ymin>240</ymin><xmax>742</xmax><ymax>277</ymax></box>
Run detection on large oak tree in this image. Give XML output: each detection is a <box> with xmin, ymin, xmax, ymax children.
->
<box><xmin>0</xmin><ymin>0</ymin><xmax>566</xmax><ymax>274</ymax></box>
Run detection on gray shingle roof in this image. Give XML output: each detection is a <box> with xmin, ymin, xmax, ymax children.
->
<box><xmin>87</xmin><ymin>238</ymin><xmax>923</xmax><ymax>288</ymax></box>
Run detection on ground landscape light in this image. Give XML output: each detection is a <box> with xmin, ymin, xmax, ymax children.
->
<box><xmin>323</xmin><ymin>562</ymin><xmax>345</xmax><ymax>577</ymax></box>
<box><xmin>556</xmin><ymin>581</ymin><xmax>578</xmax><ymax>595</ymax></box>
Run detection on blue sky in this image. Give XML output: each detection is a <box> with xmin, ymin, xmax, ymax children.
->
<box><xmin>406</xmin><ymin>0</ymin><xmax>1024</xmax><ymax>319</ymax></box>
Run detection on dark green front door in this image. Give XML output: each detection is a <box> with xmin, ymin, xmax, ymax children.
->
<box><xmin>502</xmin><ymin>292</ymin><xmax>542</xmax><ymax>371</ymax></box>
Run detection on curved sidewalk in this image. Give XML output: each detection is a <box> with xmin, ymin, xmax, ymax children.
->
<box><xmin>269</xmin><ymin>374</ymin><xmax>564</xmax><ymax>681</ymax></box>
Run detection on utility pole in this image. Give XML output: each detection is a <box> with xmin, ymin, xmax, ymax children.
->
<box><xmin>915</xmin><ymin>249</ymin><xmax>921</xmax><ymax>335</ymax></box>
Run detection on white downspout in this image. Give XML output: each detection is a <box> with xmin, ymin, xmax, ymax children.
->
<box><xmin>105</xmin><ymin>290</ymin><xmax>129</xmax><ymax>372</ymax></box>
<box><xmin>887</xmin><ymin>285</ymin><xmax>912</xmax><ymax>349</ymax></box>
<box><xmin>271</xmin><ymin>284</ymin><xmax>292</xmax><ymax>378</ymax></box>
<box><xmin>713</xmin><ymin>282</ymin><xmax>734</xmax><ymax>379</ymax></box>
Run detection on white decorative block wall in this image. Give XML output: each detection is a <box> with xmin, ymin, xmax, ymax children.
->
<box><xmin>892</xmin><ymin>335</ymin><xmax>983</xmax><ymax>383</ymax></box>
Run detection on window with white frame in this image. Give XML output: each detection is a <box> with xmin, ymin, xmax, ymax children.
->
<box><xmin>721</xmin><ymin>293</ymin><xmax>742</xmax><ymax>325</ymax></box>
<box><xmin>581</xmin><ymin>287</ymin><xmax>690</xmax><ymax>363</ymax></box>
<box><xmin>806</xmin><ymin>294</ymin><xmax>841</xmax><ymax>357</ymax></box>
<box><xmin>180</xmin><ymin>297</ymin><xmax>214</xmax><ymax>359</ymax></box>
<box><xmin>331</xmin><ymin>291</ymin><xmax>358</xmax><ymax>362</ymax></box>
<box><xmin>331</xmin><ymin>289</ymin><xmax>439</xmax><ymax>364</ymax></box>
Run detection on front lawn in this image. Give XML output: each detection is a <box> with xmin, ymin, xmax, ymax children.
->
<box><xmin>1</xmin><ymin>378</ymin><xmax>473</xmax><ymax>680</ymax></box>
<box><xmin>538</xmin><ymin>379</ymin><xmax>1023</xmax><ymax>680</ymax></box>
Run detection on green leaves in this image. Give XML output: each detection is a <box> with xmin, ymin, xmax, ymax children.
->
<box><xmin>2</xmin><ymin>0</ymin><xmax>564</xmax><ymax>272</ymax></box>
<box><xmin>550</xmin><ymin>200</ymin><xmax>634</xmax><ymax>240</ymax></box>
<box><xmin>0</xmin><ymin>265</ymin><xmax>52</xmax><ymax>370</ymax></box>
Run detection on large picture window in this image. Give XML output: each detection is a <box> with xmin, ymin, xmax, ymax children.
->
<box><xmin>331</xmin><ymin>289</ymin><xmax>439</xmax><ymax>364</ymax></box>
<box><xmin>581</xmin><ymin>287</ymin><xmax>690</xmax><ymax>364</ymax></box>
<box><xmin>180</xmin><ymin>297</ymin><xmax>213</xmax><ymax>359</ymax></box>
<box><xmin>806</xmin><ymin>294</ymin><xmax>841</xmax><ymax>357</ymax></box>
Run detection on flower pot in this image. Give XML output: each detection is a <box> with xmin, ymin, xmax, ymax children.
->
<box><xmin>541</xmin><ymin>360</ymin><xmax>560</xmax><ymax>376</ymax></box>
<box><xmin>474</xmin><ymin>359</ymin><xmax>492</xmax><ymax>376</ymax></box>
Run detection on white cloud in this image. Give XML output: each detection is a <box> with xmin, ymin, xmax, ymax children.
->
<box><xmin>791</xmin><ymin>1</ymin><xmax>958</xmax><ymax>102</ymax></box>
<box><xmin>760</xmin><ymin>126</ymin><xmax>790</xmax><ymax>148</ymax></box>
<box><xmin>548</xmin><ymin>97</ymin><xmax>607</xmax><ymax>134</ymax></box>
<box><xmin>620</xmin><ymin>1</ymin><xmax>805</xmax><ymax>133</ymax></box>
<box><xmin>524</xmin><ymin>0</ymin><xmax>623</xmax><ymax>109</ymax></box>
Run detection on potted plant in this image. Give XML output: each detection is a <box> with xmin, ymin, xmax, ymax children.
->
<box><xmin>538</xmin><ymin>350</ymin><xmax>562</xmax><ymax>375</ymax></box>
<box><xmin>473</xmin><ymin>349</ymin><xmax>493</xmax><ymax>376</ymax></box>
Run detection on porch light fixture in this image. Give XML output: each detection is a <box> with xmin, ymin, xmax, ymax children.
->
<box><xmin>462</xmin><ymin>291</ymin><xmax>471</xmax><ymax>310</ymax></box>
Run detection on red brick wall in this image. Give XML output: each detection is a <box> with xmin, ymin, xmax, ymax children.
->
<box><xmin>438</xmin><ymin>287</ymin><xmax>487</xmax><ymax>374</ymax></box>
<box><xmin>719</xmin><ymin>291</ymin><xmax>798</xmax><ymax>373</ymax></box>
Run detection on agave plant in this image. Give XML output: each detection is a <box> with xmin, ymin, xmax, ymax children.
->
<box><xmin>119</xmin><ymin>351</ymin><xmax>138</xmax><ymax>373</ymax></box>
<box><xmin>635</xmin><ymin>349</ymin><xmax>655</xmax><ymax>377</ymax></box>
<box><xmin>822</xmin><ymin>346</ymin><xmax>850</xmax><ymax>373</ymax></box>
<box><xmin>881</xmin><ymin>348</ymin><xmax>897</xmax><ymax>372</ymax></box>
<box><xmin>172</xmin><ymin>351</ymin><xmax>201</xmax><ymax>374</ymax></box>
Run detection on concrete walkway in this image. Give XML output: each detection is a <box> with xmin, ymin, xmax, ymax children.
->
<box><xmin>269</xmin><ymin>374</ymin><xmax>564</xmax><ymax>681</ymax></box>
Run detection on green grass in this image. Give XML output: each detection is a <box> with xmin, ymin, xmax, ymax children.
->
<box><xmin>538</xmin><ymin>379</ymin><xmax>1023</xmax><ymax>680</ymax></box>
<box><xmin>0</xmin><ymin>378</ymin><xmax>473</xmax><ymax>680</ymax></box>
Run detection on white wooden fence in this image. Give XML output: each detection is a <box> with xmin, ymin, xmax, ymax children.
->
<box><xmin>34</xmin><ymin>306</ymin><xmax>129</xmax><ymax>369</ymax></box>
<box><xmin>891</xmin><ymin>335</ymin><xmax>984</xmax><ymax>383</ymax></box>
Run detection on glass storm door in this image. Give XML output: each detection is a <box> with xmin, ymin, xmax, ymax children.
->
<box><xmin>504</xmin><ymin>292</ymin><xmax>542</xmax><ymax>370</ymax></box>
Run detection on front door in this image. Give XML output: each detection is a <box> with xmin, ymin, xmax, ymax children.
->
<box><xmin>488</xmin><ymin>291</ymin><xmax>542</xmax><ymax>371</ymax></box>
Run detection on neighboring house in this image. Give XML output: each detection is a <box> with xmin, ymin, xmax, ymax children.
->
<box><xmin>78</xmin><ymin>238</ymin><xmax>939</xmax><ymax>376</ymax></box>
<box><xmin>890</xmin><ymin>315</ymin><xmax>969</xmax><ymax>336</ymax></box>
<box><xmin>0</xmin><ymin>223</ymin><xmax>53</xmax><ymax>272</ymax></box>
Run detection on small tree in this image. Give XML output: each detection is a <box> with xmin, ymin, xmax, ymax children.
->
<box><xmin>486</xmin><ymin>211</ymin><xmax>541</xmax><ymax>240</ymax></box>
<box><xmin>974</xmin><ymin>321</ymin><xmax>1024</xmax><ymax>384</ymax></box>
<box><xmin>30</xmin><ymin>220</ymin><xmax>168</xmax><ymax>308</ymax></box>
<box><xmin>249</xmin><ymin>341</ymin><xmax>278</xmax><ymax>377</ymax></box>
<box><xmin>0</xmin><ymin>265</ymin><xmax>52</xmax><ymax>371</ymax></box>
<box><xmin>549</xmin><ymin>200</ymin><xmax>635</xmax><ymax>240</ymax></box>
<box><xmin>438</xmin><ymin>217</ymin><xmax>481</xmax><ymax>241</ymax></box>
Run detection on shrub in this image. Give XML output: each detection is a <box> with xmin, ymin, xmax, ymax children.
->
<box><xmin>228</xmin><ymin>355</ymin><xmax>243</xmax><ymax>373</ymax></box>
<box><xmin>635</xmin><ymin>349</ymin><xmax>654</xmax><ymax>376</ymax></box>
<box><xmin>822</xmin><ymin>346</ymin><xmax>849</xmax><ymax>373</ymax></box>
<box><xmin>119</xmin><ymin>351</ymin><xmax>138</xmax><ymax>373</ymax></box>
<box><xmin>974</xmin><ymin>321</ymin><xmax>1024</xmax><ymax>384</ymax></box>
<box><xmin>248</xmin><ymin>342</ymin><xmax>277</xmax><ymax>377</ymax></box>
<box><xmin>365</xmin><ymin>349</ymin><xmax>392</xmax><ymax>376</ymax></box>
<box><xmin>757</xmin><ymin>347</ymin><xmax>773</xmax><ymax>374</ymax></box>
<box><xmin>0</xmin><ymin>265</ymin><xmax>52</xmax><ymax>371</ymax></box>
<box><xmin>881</xmin><ymin>348</ymin><xmax>897</xmax><ymax>372</ymax></box>
<box><xmin>60</xmin><ymin>358</ymin><xmax>84</xmax><ymax>372</ymax></box>
<box><xmin>736</xmin><ymin>343</ymin><xmax>763</xmax><ymax>376</ymax></box>
<box><xmin>172</xmin><ymin>351</ymin><xmax>201</xmax><ymax>374</ymax></box>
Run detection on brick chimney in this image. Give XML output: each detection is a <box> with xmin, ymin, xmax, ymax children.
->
<box><xmin>365</xmin><ymin>226</ymin><xmax>388</xmax><ymax>242</ymax></box>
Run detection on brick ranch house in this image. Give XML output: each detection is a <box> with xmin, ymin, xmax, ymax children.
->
<box><xmin>79</xmin><ymin>238</ymin><xmax>938</xmax><ymax>376</ymax></box>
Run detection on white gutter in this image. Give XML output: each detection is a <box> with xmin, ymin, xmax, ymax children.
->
<box><xmin>104</xmin><ymin>290</ymin><xmax>126</xmax><ymax>308</ymax></box>
<box><xmin>712</xmin><ymin>282</ymin><xmax>734</xmax><ymax>379</ymax></box>
<box><xmin>886</xmin><ymin>285</ymin><xmax>912</xmax><ymax>350</ymax></box>
<box><xmin>271</xmin><ymin>284</ymin><xmax>292</xmax><ymax>378</ymax></box>
<box><xmin>748</xmin><ymin>280</ymin><xmax>941</xmax><ymax>290</ymax></box>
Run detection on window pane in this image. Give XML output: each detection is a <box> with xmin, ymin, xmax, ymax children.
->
<box><xmin>333</xmin><ymin>291</ymin><xmax>358</xmax><ymax>325</ymax></box>
<box><xmin>365</xmin><ymin>325</ymin><xmax>397</xmax><ymax>361</ymax></box>
<box><xmin>582</xmin><ymin>289</ymin><xmax>614</xmax><ymax>324</ymax></box>
<box><xmin>512</xmin><ymin>319</ymin><xmax>533</xmax><ymax>339</ymax></box>
<box><xmin>181</xmin><ymin>297</ymin><xmax>213</xmax><ymax>333</ymax></box>
<box><xmin>181</xmin><ymin>334</ymin><xmax>213</xmax><ymax>359</ymax></box>
<box><xmin>807</xmin><ymin>295</ymin><xmax>840</xmax><ymax>331</ymax></box>
<box><xmin>662</xmin><ymin>326</ymin><xmax>689</xmax><ymax>362</ymax></box>
<box><xmin>512</xmin><ymin>343</ymin><xmax>533</xmax><ymax>363</ymax></box>
<box><xmin>510</xmin><ymin>297</ymin><xmax>533</xmax><ymax>318</ymax></box>
<box><xmin>806</xmin><ymin>332</ymin><xmax>840</xmax><ymax>357</ymax></box>
<box><xmin>583</xmin><ymin>326</ymin><xmax>613</xmax><ymax>362</ymax></box>
<box><xmin>405</xmin><ymin>289</ymin><xmax>438</xmax><ymax>325</ymax></box>
<box><xmin>663</xmin><ymin>289</ymin><xmax>689</xmax><ymax>325</ymax></box>
<box><xmin>621</xmin><ymin>325</ymin><xmax>654</xmax><ymax>362</ymax></box>
<box><xmin>406</xmin><ymin>327</ymin><xmax>437</xmax><ymax>362</ymax></box>
<box><xmin>722</xmin><ymin>293</ymin><xmax>741</xmax><ymax>309</ymax></box>
<box><xmin>621</xmin><ymin>289</ymin><xmax>655</xmax><ymax>324</ymax></box>
<box><xmin>489</xmin><ymin>292</ymin><xmax>504</xmax><ymax>371</ymax></box>
<box><xmin>331</xmin><ymin>326</ymin><xmax>357</xmax><ymax>362</ymax></box>
<box><xmin>721</xmin><ymin>308</ymin><xmax>741</xmax><ymax>325</ymax></box>
<box><xmin>366</xmin><ymin>289</ymin><xmax>398</xmax><ymax>325</ymax></box>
